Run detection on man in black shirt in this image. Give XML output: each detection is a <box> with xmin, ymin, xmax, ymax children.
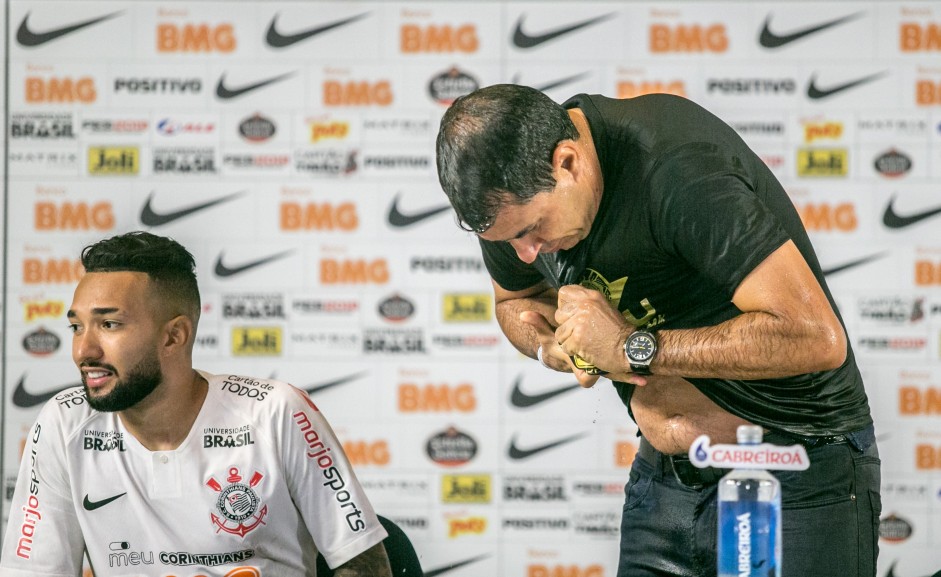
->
<box><xmin>436</xmin><ymin>84</ymin><xmax>880</xmax><ymax>577</ymax></box>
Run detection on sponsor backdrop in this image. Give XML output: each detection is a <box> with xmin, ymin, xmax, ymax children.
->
<box><xmin>2</xmin><ymin>1</ymin><xmax>941</xmax><ymax>575</ymax></box>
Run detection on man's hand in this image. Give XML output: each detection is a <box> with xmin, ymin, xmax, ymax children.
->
<box><xmin>555</xmin><ymin>285</ymin><xmax>647</xmax><ymax>386</ymax></box>
<box><xmin>520</xmin><ymin>310</ymin><xmax>600</xmax><ymax>388</ymax></box>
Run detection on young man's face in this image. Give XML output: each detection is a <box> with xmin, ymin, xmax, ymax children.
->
<box><xmin>67</xmin><ymin>271</ymin><xmax>166</xmax><ymax>412</ymax></box>
<box><xmin>477</xmin><ymin>183</ymin><xmax>596</xmax><ymax>264</ymax></box>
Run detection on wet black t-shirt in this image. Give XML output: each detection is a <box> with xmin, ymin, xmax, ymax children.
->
<box><xmin>480</xmin><ymin>93</ymin><xmax>872</xmax><ymax>437</ymax></box>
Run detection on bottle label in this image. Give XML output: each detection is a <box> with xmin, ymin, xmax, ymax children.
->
<box><xmin>718</xmin><ymin>500</ymin><xmax>778</xmax><ymax>577</ymax></box>
<box><xmin>689</xmin><ymin>434</ymin><xmax>809</xmax><ymax>471</ymax></box>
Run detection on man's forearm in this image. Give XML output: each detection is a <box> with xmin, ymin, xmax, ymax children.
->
<box><xmin>333</xmin><ymin>543</ymin><xmax>392</xmax><ymax>577</ymax></box>
<box><xmin>651</xmin><ymin>310</ymin><xmax>846</xmax><ymax>380</ymax></box>
<box><xmin>495</xmin><ymin>292</ymin><xmax>558</xmax><ymax>358</ymax></box>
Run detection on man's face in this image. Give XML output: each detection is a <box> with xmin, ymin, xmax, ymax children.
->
<box><xmin>477</xmin><ymin>184</ymin><xmax>596</xmax><ymax>264</ymax></box>
<box><xmin>67</xmin><ymin>271</ymin><xmax>166</xmax><ymax>412</ymax></box>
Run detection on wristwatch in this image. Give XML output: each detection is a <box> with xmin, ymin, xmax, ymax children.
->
<box><xmin>624</xmin><ymin>330</ymin><xmax>658</xmax><ymax>375</ymax></box>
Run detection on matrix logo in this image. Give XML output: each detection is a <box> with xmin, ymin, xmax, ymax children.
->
<box><xmin>88</xmin><ymin>147</ymin><xmax>138</xmax><ymax>175</ymax></box>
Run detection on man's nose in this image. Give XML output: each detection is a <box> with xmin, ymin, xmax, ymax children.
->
<box><xmin>74</xmin><ymin>330</ymin><xmax>103</xmax><ymax>362</ymax></box>
<box><xmin>509</xmin><ymin>237</ymin><xmax>542</xmax><ymax>264</ymax></box>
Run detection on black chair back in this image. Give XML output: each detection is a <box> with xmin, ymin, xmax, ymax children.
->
<box><xmin>316</xmin><ymin>515</ymin><xmax>423</xmax><ymax>576</ymax></box>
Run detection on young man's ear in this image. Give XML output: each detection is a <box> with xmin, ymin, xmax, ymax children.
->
<box><xmin>163</xmin><ymin>315</ymin><xmax>193</xmax><ymax>353</ymax></box>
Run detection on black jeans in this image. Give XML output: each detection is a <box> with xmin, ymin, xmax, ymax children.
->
<box><xmin>617</xmin><ymin>426</ymin><xmax>881</xmax><ymax>577</ymax></box>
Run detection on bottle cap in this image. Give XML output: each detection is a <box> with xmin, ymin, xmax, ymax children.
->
<box><xmin>736</xmin><ymin>424</ymin><xmax>764</xmax><ymax>445</ymax></box>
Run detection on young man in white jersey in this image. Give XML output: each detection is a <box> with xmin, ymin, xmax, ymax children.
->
<box><xmin>0</xmin><ymin>231</ymin><xmax>393</xmax><ymax>577</ymax></box>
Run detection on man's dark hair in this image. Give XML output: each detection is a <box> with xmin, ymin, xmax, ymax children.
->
<box><xmin>436</xmin><ymin>84</ymin><xmax>579</xmax><ymax>233</ymax></box>
<box><xmin>81</xmin><ymin>231</ymin><xmax>200</xmax><ymax>322</ymax></box>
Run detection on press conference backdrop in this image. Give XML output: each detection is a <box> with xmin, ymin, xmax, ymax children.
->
<box><xmin>2</xmin><ymin>1</ymin><xmax>941</xmax><ymax>575</ymax></box>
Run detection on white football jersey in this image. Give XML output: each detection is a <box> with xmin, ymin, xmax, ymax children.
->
<box><xmin>1</xmin><ymin>370</ymin><xmax>387</xmax><ymax>577</ymax></box>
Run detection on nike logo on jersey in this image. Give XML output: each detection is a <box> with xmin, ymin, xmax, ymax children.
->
<box><xmin>83</xmin><ymin>492</ymin><xmax>126</xmax><ymax>511</ymax></box>
<box><xmin>139</xmin><ymin>191</ymin><xmax>244</xmax><ymax>227</ymax></box>
<box><xmin>213</xmin><ymin>249</ymin><xmax>295</xmax><ymax>278</ymax></box>
<box><xmin>758</xmin><ymin>12</ymin><xmax>863</xmax><ymax>49</ymax></box>
<box><xmin>806</xmin><ymin>71</ymin><xmax>887</xmax><ymax>100</ymax></box>
<box><xmin>882</xmin><ymin>196</ymin><xmax>941</xmax><ymax>229</ymax></box>
<box><xmin>509</xmin><ymin>375</ymin><xmax>579</xmax><ymax>409</ymax></box>
<box><xmin>265</xmin><ymin>12</ymin><xmax>369</xmax><ymax>48</ymax></box>
<box><xmin>304</xmin><ymin>371</ymin><xmax>367</xmax><ymax>395</ymax></box>
<box><xmin>16</xmin><ymin>11</ymin><xmax>122</xmax><ymax>47</ymax></box>
<box><xmin>822</xmin><ymin>253</ymin><xmax>885</xmax><ymax>277</ymax></box>
<box><xmin>216</xmin><ymin>71</ymin><xmax>295</xmax><ymax>100</ymax></box>
<box><xmin>387</xmin><ymin>194</ymin><xmax>451</xmax><ymax>227</ymax></box>
<box><xmin>507</xmin><ymin>432</ymin><xmax>588</xmax><ymax>460</ymax></box>
<box><xmin>423</xmin><ymin>554</ymin><xmax>491</xmax><ymax>577</ymax></box>
<box><xmin>512</xmin><ymin>13</ymin><xmax>615</xmax><ymax>48</ymax></box>
<box><xmin>12</xmin><ymin>374</ymin><xmax>80</xmax><ymax>408</ymax></box>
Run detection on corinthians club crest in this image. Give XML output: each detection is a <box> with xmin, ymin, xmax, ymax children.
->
<box><xmin>206</xmin><ymin>467</ymin><xmax>268</xmax><ymax>537</ymax></box>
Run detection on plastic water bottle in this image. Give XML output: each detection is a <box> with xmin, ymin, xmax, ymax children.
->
<box><xmin>717</xmin><ymin>425</ymin><xmax>782</xmax><ymax>577</ymax></box>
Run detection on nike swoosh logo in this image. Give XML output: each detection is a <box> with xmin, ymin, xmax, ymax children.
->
<box><xmin>509</xmin><ymin>375</ymin><xmax>579</xmax><ymax>409</ymax></box>
<box><xmin>387</xmin><ymin>194</ymin><xmax>451</xmax><ymax>227</ymax></box>
<box><xmin>822</xmin><ymin>253</ymin><xmax>886</xmax><ymax>277</ymax></box>
<box><xmin>216</xmin><ymin>71</ymin><xmax>296</xmax><ymax>100</ymax></box>
<box><xmin>882</xmin><ymin>195</ymin><xmax>941</xmax><ymax>229</ymax></box>
<box><xmin>511</xmin><ymin>71</ymin><xmax>592</xmax><ymax>93</ymax></box>
<box><xmin>806</xmin><ymin>71</ymin><xmax>887</xmax><ymax>100</ymax></box>
<box><xmin>304</xmin><ymin>371</ymin><xmax>367</xmax><ymax>395</ymax></box>
<box><xmin>266</xmin><ymin>12</ymin><xmax>369</xmax><ymax>48</ymax></box>
<box><xmin>214</xmin><ymin>249</ymin><xmax>295</xmax><ymax>278</ymax></box>
<box><xmin>423</xmin><ymin>554</ymin><xmax>490</xmax><ymax>577</ymax></box>
<box><xmin>140</xmin><ymin>191</ymin><xmax>244</xmax><ymax>227</ymax></box>
<box><xmin>512</xmin><ymin>13</ymin><xmax>615</xmax><ymax>49</ymax></box>
<box><xmin>759</xmin><ymin>12</ymin><xmax>863</xmax><ymax>49</ymax></box>
<box><xmin>882</xmin><ymin>559</ymin><xmax>937</xmax><ymax>577</ymax></box>
<box><xmin>507</xmin><ymin>432</ymin><xmax>589</xmax><ymax>460</ymax></box>
<box><xmin>12</xmin><ymin>374</ymin><xmax>80</xmax><ymax>408</ymax></box>
<box><xmin>83</xmin><ymin>492</ymin><xmax>126</xmax><ymax>511</ymax></box>
<box><xmin>16</xmin><ymin>11</ymin><xmax>122</xmax><ymax>47</ymax></box>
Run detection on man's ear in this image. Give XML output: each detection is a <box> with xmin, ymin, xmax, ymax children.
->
<box><xmin>162</xmin><ymin>315</ymin><xmax>193</xmax><ymax>354</ymax></box>
<box><xmin>552</xmin><ymin>141</ymin><xmax>579</xmax><ymax>182</ymax></box>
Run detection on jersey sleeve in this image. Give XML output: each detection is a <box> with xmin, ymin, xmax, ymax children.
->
<box><xmin>0</xmin><ymin>404</ymin><xmax>86</xmax><ymax>576</ymax></box>
<box><xmin>647</xmin><ymin>142</ymin><xmax>790</xmax><ymax>296</ymax></box>
<box><xmin>279</xmin><ymin>387</ymin><xmax>387</xmax><ymax>569</ymax></box>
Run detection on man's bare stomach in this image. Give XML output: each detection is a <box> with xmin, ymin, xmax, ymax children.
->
<box><xmin>630</xmin><ymin>375</ymin><xmax>753</xmax><ymax>455</ymax></box>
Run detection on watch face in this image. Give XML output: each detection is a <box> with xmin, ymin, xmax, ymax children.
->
<box><xmin>628</xmin><ymin>333</ymin><xmax>656</xmax><ymax>362</ymax></box>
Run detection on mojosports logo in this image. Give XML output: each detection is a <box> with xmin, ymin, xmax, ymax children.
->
<box><xmin>688</xmin><ymin>435</ymin><xmax>809</xmax><ymax>471</ymax></box>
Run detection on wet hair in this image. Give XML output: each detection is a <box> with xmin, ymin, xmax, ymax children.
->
<box><xmin>81</xmin><ymin>231</ymin><xmax>200</xmax><ymax>323</ymax></box>
<box><xmin>436</xmin><ymin>84</ymin><xmax>579</xmax><ymax>233</ymax></box>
